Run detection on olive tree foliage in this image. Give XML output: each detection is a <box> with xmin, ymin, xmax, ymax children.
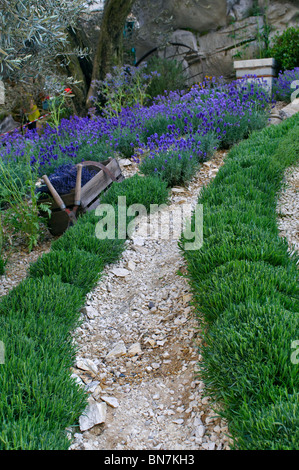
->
<box><xmin>0</xmin><ymin>0</ymin><xmax>89</xmax><ymax>82</ymax></box>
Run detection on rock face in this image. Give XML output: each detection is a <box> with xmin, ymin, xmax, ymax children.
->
<box><xmin>132</xmin><ymin>0</ymin><xmax>299</xmax><ymax>82</ymax></box>
<box><xmin>0</xmin><ymin>115</ymin><xmax>20</xmax><ymax>135</ymax></box>
<box><xmin>134</xmin><ymin>0</ymin><xmax>227</xmax><ymax>42</ymax></box>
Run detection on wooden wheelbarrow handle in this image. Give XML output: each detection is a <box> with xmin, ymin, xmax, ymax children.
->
<box><xmin>42</xmin><ymin>174</ymin><xmax>66</xmax><ymax>209</ymax></box>
<box><xmin>42</xmin><ymin>163</ymin><xmax>83</xmax><ymax>211</ymax></box>
<box><xmin>74</xmin><ymin>164</ymin><xmax>82</xmax><ymax>206</ymax></box>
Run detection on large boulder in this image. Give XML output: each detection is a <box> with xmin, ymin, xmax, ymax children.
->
<box><xmin>133</xmin><ymin>0</ymin><xmax>228</xmax><ymax>58</ymax></box>
<box><xmin>133</xmin><ymin>0</ymin><xmax>299</xmax><ymax>83</ymax></box>
<box><xmin>134</xmin><ymin>0</ymin><xmax>227</xmax><ymax>36</ymax></box>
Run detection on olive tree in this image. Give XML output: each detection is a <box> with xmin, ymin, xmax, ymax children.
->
<box><xmin>0</xmin><ymin>0</ymin><xmax>88</xmax><ymax>81</ymax></box>
<box><xmin>0</xmin><ymin>0</ymin><xmax>136</xmax><ymax>114</ymax></box>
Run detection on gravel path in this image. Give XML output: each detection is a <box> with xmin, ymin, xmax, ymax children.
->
<box><xmin>0</xmin><ymin>236</ymin><xmax>54</xmax><ymax>299</ymax></box>
<box><xmin>277</xmin><ymin>163</ymin><xmax>299</xmax><ymax>256</ymax></box>
<box><xmin>68</xmin><ymin>152</ymin><xmax>233</xmax><ymax>451</ymax></box>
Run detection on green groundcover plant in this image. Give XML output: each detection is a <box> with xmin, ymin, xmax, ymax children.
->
<box><xmin>0</xmin><ymin>275</ymin><xmax>87</xmax><ymax>450</ymax></box>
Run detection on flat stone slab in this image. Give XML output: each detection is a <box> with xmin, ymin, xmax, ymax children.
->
<box><xmin>106</xmin><ymin>340</ymin><xmax>127</xmax><ymax>359</ymax></box>
<box><xmin>111</xmin><ymin>268</ymin><xmax>130</xmax><ymax>277</ymax></box>
<box><xmin>101</xmin><ymin>396</ymin><xmax>119</xmax><ymax>408</ymax></box>
<box><xmin>234</xmin><ymin>58</ymin><xmax>276</xmax><ymax>68</ymax></box>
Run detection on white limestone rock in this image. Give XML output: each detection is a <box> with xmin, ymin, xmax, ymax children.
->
<box><xmin>79</xmin><ymin>401</ymin><xmax>107</xmax><ymax>431</ymax></box>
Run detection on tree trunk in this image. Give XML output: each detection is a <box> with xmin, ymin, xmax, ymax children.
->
<box><xmin>86</xmin><ymin>0</ymin><xmax>135</xmax><ymax>107</ymax></box>
<box><xmin>64</xmin><ymin>26</ymin><xmax>93</xmax><ymax>116</ymax></box>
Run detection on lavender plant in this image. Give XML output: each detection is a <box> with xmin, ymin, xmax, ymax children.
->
<box><xmin>145</xmin><ymin>56</ymin><xmax>187</xmax><ymax>103</ymax></box>
<box><xmin>272</xmin><ymin>68</ymin><xmax>299</xmax><ymax>103</ymax></box>
<box><xmin>0</xmin><ymin>75</ymin><xmax>271</xmax><ymax>192</ymax></box>
<box><xmin>139</xmin><ymin>148</ymin><xmax>198</xmax><ymax>187</ymax></box>
<box><xmin>135</xmin><ymin>77</ymin><xmax>270</xmax><ymax>185</ymax></box>
<box><xmin>0</xmin><ymin>214</ymin><xmax>5</xmax><ymax>275</ymax></box>
<box><xmin>90</xmin><ymin>64</ymin><xmax>159</xmax><ymax>117</ymax></box>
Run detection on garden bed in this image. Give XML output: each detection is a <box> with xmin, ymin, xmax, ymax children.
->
<box><xmin>0</xmin><ymin>74</ymin><xmax>297</xmax><ymax>450</ymax></box>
